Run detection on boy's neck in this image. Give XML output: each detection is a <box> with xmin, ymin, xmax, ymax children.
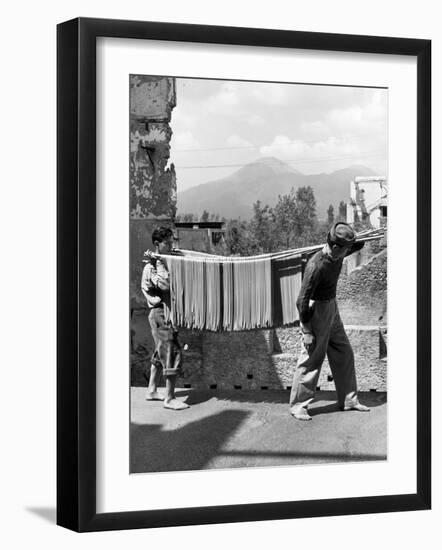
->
<box><xmin>323</xmin><ymin>244</ymin><xmax>332</xmax><ymax>257</ymax></box>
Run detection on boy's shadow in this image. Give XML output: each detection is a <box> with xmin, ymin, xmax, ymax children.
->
<box><xmin>174</xmin><ymin>388</ymin><xmax>216</xmax><ymax>406</ymax></box>
<box><xmin>309</xmin><ymin>392</ymin><xmax>386</xmax><ymax>417</ymax></box>
<box><xmin>309</xmin><ymin>402</ymin><xmax>340</xmax><ymax>416</ymax></box>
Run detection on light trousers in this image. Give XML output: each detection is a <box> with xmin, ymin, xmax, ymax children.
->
<box><xmin>289</xmin><ymin>299</ymin><xmax>359</xmax><ymax>412</ymax></box>
<box><xmin>148</xmin><ymin>306</ymin><xmax>182</xmax><ymax>377</ymax></box>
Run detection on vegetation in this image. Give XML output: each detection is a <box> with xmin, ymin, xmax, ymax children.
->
<box><xmin>175</xmin><ymin>186</ymin><xmax>366</xmax><ymax>256</ymax></box>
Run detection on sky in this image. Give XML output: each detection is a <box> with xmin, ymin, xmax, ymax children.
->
<box><xmin>169</xmin><ymin>78</ymin><xmax>388</xmax><ymax>193</ymax></box>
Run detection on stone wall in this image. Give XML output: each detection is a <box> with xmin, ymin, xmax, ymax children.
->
<box><xmin>338</xmin><ymin>248</ymin><xmax>387</xmax><ymax>325</ymax></box>
<box><xmin>131</xmin><ymin>312</ymin><xmax>387</xmax><ymax>392</ymax></box>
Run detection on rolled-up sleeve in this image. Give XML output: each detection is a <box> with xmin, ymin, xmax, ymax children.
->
<box><xmin>141</xmin><ymin>260</ymin><xmax>170</xmax><ymax>293</ymax></box>
<box><xmin>153</xmin><ymin>259</ymin><xmax>170</xmax><ymax>291</ymax></box>
<box><xmin>141</xmin><ymin>264</ymin><xmax>152</xmax><ymax>292</ymax></box>
<box><xmin>296</xmin><ymin>260</ymin><xmax>321</xmax><ymax>323</ymax></box>
<box><xmin>141</xmin><ymin>263</ymin><xmax>153</xmax><ymax>303</ymax></box>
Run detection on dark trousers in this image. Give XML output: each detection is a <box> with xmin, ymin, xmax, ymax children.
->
<box><xmin>289</xmin><ymin>299</ymin><xmax>359</xmax><ymax>412</ymax></box>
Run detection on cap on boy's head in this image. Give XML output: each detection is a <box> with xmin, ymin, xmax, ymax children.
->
<box><xmin>151</xmin><ymin>226</ymin><xmax>173</xmax><ymax>245</ymax></box>
<box><xmin>327</xmin><ymin>222</ymin><xmax>356</xmax><ymax>247</ymax></box>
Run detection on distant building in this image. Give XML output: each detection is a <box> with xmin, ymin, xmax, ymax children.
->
<box><xmin>347</xmin><ymin>176</ymin><xmax>387</xmax><ymax>228</ymax></box>
<box><xmin>175</xmin><ymin>221</ymin><xmax>226</xmax><ymax>253</ymax></box>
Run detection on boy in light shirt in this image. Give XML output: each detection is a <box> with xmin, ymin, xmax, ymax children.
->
<box><xmin>141</xmin><ymin>226</ymin><xmax>189</xmax><ymax>410</ymax></box>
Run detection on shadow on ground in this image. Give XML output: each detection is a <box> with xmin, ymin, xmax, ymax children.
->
<box><xmin>131</xmin><ymin>409</ymin><xmax>250</xmax><ymax>473</ymax></box>
<box><xmin>130</xmin><ymin>389</ymin><xmax>387</xmax><ymax>474</ymax></box>
<box><xmin>182</xmin><ymin>389</ymin><xmax>386</xmax><ymax>412</ymax></box>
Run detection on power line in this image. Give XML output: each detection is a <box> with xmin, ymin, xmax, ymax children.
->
<box><xmin>175</xmin><ymin>151</ymin><xmax>386</xmax><ymax>170</ymax></box>
<box><xmin>172</xmin><ymin>131</ymin><xmax>386</xmax><ymax>153</ymax></box>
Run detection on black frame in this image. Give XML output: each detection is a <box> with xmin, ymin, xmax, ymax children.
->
<box><xmin>57</xmin><ymin>17</ymin><xmax>431</xmax><ymax>532</ymax></box>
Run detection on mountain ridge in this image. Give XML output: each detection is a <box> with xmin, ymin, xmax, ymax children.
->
<box><xmin>177</xmin><ymin>157</ymin><xmax>377</xmax><ymax>220</ymax></box>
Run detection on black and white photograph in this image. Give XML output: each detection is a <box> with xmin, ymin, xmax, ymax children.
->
<box><xmin>0</xmin><ymin>0</ymin><xmax>435</xmax><ymax>543</ymax></box>
<box><xmin>129</xmin><ymin>75</ymin><xmax>388</xmax><ymax>474</ymax></box>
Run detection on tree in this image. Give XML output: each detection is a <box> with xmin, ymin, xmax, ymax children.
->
<box><xmin>294</xmin><ymin>186</ymin><xmax>317</xmax><ymax>235</ymax></box>
<box><xmin>314</xmin><ymin>219</ymin><xmax>331</xmax><ymax>244</ymax></box>
<box><xmin>338</xmin><ymin>200</ymin><xmax>347</xmax><ymax>221</ymax></box>
<box><xmin>272</xmin><ymin>185</ymin><xmax>318</xmax><ymax>250</ymax></box>
<box><xmin>211</xmin><ymin>185</ymin><xmax>321</xmax><ymax>256</ymax></box>
<box><xmin>327</xmin><ymin>204</ymin><xmax>334</xmax><ymax>226</ymax></box>
<box><xmin>274</xmin><ymin>189</ymin><xmax>298</xmax><ymax>250</ymax></box>
<box><xmin>249</xmin><ymin>200</ymin><xmax>275</xmax><ymax>252</ymax></box>
<box><xmin>182</xmin><ymin>213</ymin><xmax>194</xmax><ymax>222</ymax></box>
<box><xmin>224</xmin><ymin>219</ymin><xmax>256</xmax><ymax>256</ymax></box>
<box><xmin>200</xmin><ymin>210</ymin><xmax>210</xmax><ymax>222</ymax></box>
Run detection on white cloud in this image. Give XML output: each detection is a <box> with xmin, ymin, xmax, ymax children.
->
<box><xmin>298</xmin><ymin>91</ymin><xmax>387</xmax><ymax>140</ymax></box>
<box><xmin>260</xmin><ymin>134</ymin><xmax>365</xmax><ymax>163</ymax></box>
<box><xmin>299</xmin><ymin>120</ymin><xmax>330</xmax><ymax>137</ymax></box>
<box><xmin>200</xmin><ymin>80</ymin><xmax>291</xmax><ymax>118</ymax></box>
<box><xmin>171</xmin><ymin>130</ymin><xmax>200</xmax><ymax>150</ymax></box>
<box><xmin>205</xmin><ymin>82</ymin><xmax>241</xmax><ymax>114</ymax></box>
<box><xmin>172</xmin><ymin>79</ymin><xmax>387</xmax><ymax>185</ymax></box>
<box><xmin>247</xmin><ymin>114</ymin><xmax>265</xmax><ymax>127</ymax></box>
<box><xmin>171</xmin><ymin>106</ymin><xmax>196</xmax><ymax>130</ymax></box>
<box><xmin>226</xmin><ymin>134</ymin><xmax>253</xmax><ymax>148</ymax></box>
<box><xmin>325</xmin><ymin>90</ymin><xmax>387</xmax><ymax>136</ymax></box>
<box><xmin>250</xmin><ymin>83</ymin><xmax>289</xmax><ymax>105</ymax></box>
<box><xmin>218</xmin><ymin>83</ymin><xmax>241</xmax><ymax>106</ymax></box>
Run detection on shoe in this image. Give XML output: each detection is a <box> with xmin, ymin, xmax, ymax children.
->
<box><xmin>163</xmin><ymin>399</ymin><xmax>190</xmax><ymax>410</ymax></box>
<box><xmin>145</xmin><ymin>390</ymin><xmax>163</xmax><ymax>401</ymax></box>
<box><xmin>340</xmin><ymin>402</ymin><xmax>370</xmax><ymax>412</ymax></box>
<box><xmin>290</xmin><ymin>407</ymin><xmax>312</xmax><ymax>421</ymax></box>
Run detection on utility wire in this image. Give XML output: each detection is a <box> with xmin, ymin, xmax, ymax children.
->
<box><xmin>175</xmin><ymin>151</ymin><xmax>386</xmax><ymax>170</ymax></box>
<box><xmin>172</xmin><ymin>131</ymin><xmax>386</xmax><ymax>153</ymax></box>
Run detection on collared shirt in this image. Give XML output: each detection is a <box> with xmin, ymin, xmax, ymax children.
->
<box><xmin>141</xmin><ymin>258</ymin><xmax>170</xmax><ymax>309</ymax></box>
<box><xmin>140</xmin><ymin>249</ymin><xmax>183</xmax><ymax>310</ymax></box>
<box><xmin>296</xmin><ymin>242</ymin><xmax>364</xmax><ymax>323</ymax></box>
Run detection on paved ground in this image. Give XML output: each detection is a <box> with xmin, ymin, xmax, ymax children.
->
<box><xmin>130</xmin><ymin>388</ymin><xmax>387</xmax><ymax>473</ymax></box>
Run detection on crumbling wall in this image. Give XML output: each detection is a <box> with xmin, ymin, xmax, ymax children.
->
<box><xmin>130</xmin><ymin>119</ymin><xmax>176</xmax><ymax>219</ymax></box>
<box><xmin>130</xmin><ymin>75</ymin><xmax>177</xmax><ymax>306</ymax></box>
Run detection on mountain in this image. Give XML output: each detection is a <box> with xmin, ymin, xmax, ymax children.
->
<box><xmin>177</xmin><ymin>157</ymin><xmax>377</xmax><ymax>220</ymax></box>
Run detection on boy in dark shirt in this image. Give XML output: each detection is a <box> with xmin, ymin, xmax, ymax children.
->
<box><xmin>289</xmin><ymin>222</ymin><xmax>370</xmax><ymax>420</ymax></box>
<box><xmin>141</xmin><ymin>226</ymin><xmax>189</xmax><ymax>410</ymax></box>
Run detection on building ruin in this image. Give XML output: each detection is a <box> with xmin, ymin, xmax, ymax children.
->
<box><xmin>130</xmin><ymin>75</ymin><xmax>177</xmax><ymax>307</ymax></box>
